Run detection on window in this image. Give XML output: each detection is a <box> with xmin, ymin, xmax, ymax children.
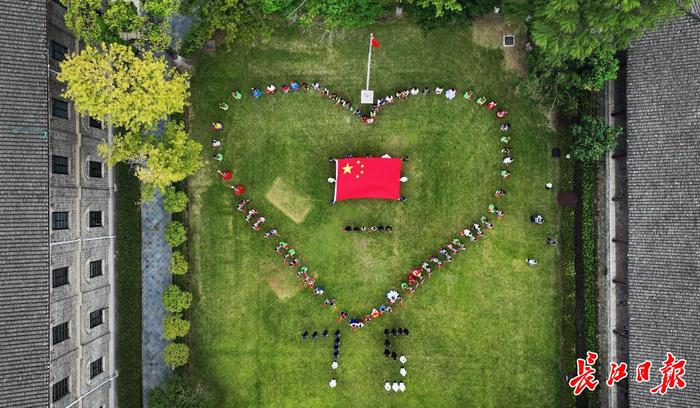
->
<box><xmin>52</xmin><ymin>155</ymin><xmax>69</xmax><ymax>174</ymax></box>
<box><xmin>51</xmin><ymin>41</ymin><xmax>67</xmax><ymax>61</ymax></box>
<box><xmin>52</xmin><ymin>322</ymin><xmax>69</xmax><ymax>345</ymax></box>
<box><xmin>52</xmin><ymin>377</ymin><xmax>69</xmax><ymax>402</ymax></box>
<box><xmin>89</xmin><ymin>309</ymin><xmax>103</xmax><ymax>328</ymax></box>
<box><xmin>89</xmin><ymin>117</ymin><xmax>102</xmax><ymax>129</ymax></box>
<box><xmin>52</xmin><ymin>211</ymin><xmax>69</xmax><ymax>230</ymax></box>
<box><xmin>89</xmin><ymin>211</ymin><xmax>102</xmax><ymax>228</ymax></box>
<box><xmin>52</xmin><ymin>98</ymin><xmax>69</xmax><ymax>119</ymax></box>
<box><xmin>89</xmin><ymin>260</ymin><xmax>103</xmax><ymax>278</ymax></box>
<box><xmin>89</xmin><ymin>161</ymin><xmax>103</xmax><ymax>178</ymax></box>
<box><xmin>90</xmin><ymin>358</ymin><xmax>104</xmax><ymax>379</ymax></box>
<box><xmin>52</xmin><ymin>267</ymin><xmax>69</xmax><ymax>287</ymax></box>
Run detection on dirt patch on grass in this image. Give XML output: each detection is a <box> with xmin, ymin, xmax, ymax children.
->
<box><xmin>471</xmin><ymin>14</ymin><xmax>528</xmax><ymax>75</ymax></box>
<box><xmin>267</xmin><ymin>270</ymin><xmax>299</xmax><ymax>300</ymax></box>
<box><xmin>265</xmin><ymin>177</ymin><xmax>313</xmax><ymax>224</ymax></box>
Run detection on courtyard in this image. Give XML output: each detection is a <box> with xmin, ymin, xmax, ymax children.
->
<box><xmin>187</xmin><ymin>23</ymin><xmax>563</xmax><ymax>406</ymax></box>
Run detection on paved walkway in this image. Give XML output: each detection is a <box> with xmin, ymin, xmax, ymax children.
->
<box><xmin>141</xmin><ymin>190</ymin><xmax>172</xmax><ymax>407</ymax></box>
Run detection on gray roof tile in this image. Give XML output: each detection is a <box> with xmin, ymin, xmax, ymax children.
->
<box><xmin>626</xmin><ymin>15</ymin><xmax>700</xmax><ymax>407</ymax></box>
<box><xmin>0</xmin><ymin>0</ymin><xmax>50</xmax><ymax>406</ymax></box>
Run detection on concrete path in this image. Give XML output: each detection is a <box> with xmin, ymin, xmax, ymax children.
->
<box><xmin>141</xmin><ymin>190</ymin><xmax>172</xmax><ymax>407</ymax></box>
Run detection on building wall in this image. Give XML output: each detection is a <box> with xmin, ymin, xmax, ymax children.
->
<box><xmin>48</xmin><ymin>1</ymin><xmax>115</xmax><ymax>407</ymax></box>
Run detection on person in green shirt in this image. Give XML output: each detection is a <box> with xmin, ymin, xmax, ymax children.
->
<box><xmin>231</xmin><ymin>90</ymin><xmax>242</xmax><ymax>100</ymax></box>
<box><xmin>214</xmin><ymin>153</ymin><xmax>223</xmax><ymax>161</ymax></box>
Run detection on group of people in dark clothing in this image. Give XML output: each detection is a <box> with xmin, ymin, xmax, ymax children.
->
<box><xmin>343</xmin><ymin>225</ymin><xmax>393</xmax><ymax>233</ymax></box>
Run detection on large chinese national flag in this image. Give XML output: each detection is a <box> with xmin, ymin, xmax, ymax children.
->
<box><xmin>334</xmin><ymin>157</ymin><xmax>402</xmax><ymax>201</ymax></box>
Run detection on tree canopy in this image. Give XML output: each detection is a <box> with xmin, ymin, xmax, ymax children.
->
<box><xmin>530</xmin><ymin>0</ymin><xmax>689</xmax><ymax>63</ymax></box>
<box><xmin>571</xmin><ymin>115</ymin><xmax>623</xmax><ymax>162</ymax></box>
<box><xmin>61</xmin><ymin>0</ymin><xmax>177</xmax><ymax>49</ymax></box>
<box><xmin>58</xmin><ymin>44</ymin><xmax>190</xmax><ymax>132</ymax></box>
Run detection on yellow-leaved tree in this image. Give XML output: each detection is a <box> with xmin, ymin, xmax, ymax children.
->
<box><xmin>99</xmin><ymin>121</ymin><xmax>202</xmax><ymax>197</ymax></box>
<box><xmin>58</xmin><ymin>43</ymin><xmax>189</xmax><ymax>131</ymax></box>
<box><xmin>59</xmin><ymin>43</ymin><xmax>201</xmax><ymax>198</ymax></box>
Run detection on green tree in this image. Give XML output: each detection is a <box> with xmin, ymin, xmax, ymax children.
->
<box><xmin>410</xmin><ymin>0</ymin><xmax>462</xmax><ymax>17</ymax></box>
<box><xmin>103</xmin><ymin>0</ymin><xmax>145</xmax><ymax>35</ymax></box>
<box><xmin>163</xmin><ymin>343</ymin><xmax>190</xmax><ymax>369</ymax></box>
<box><xmin>144</xmin><ymin>0</ymin><xmax>182</xmax><ymax>19</ymax></box>
<box><xmin>163</xmin><ymin>187</ymin><xmax>189</xmax><ymax>213</ymax></box>
<box><xmin>530</xmin><ymin>0</ymin><xmax>688</xmax><ymax>63</ymax></box>
<box><xmin>571</xmin><ymin>115</ymin><xmax>622</xmax><ymax>162</ymax></box>
<box><xmin>148</xmin><ymin>374</ymin><xmax>212</xmax><ymax>408</ymax></box>
<box><xmin>163</xmin><ymin>314</ymin><xmax>191</xmax><ymax>340</ymax></box>
<box><xmin>58</xmin><ymin>43</ymin><xmax>190</xmax><ymax>132</ymax></box>
<box><xmin>183</xmin><ymin>0</ymin><xmax>277</xmax><ymax>52</ymax></box>
<box><xmin>99</xmin><ymin>121</ymin><xmax>202</xmax><ymax>195</ymax></box>
<box><xmin>164</xmin><ymin>221</ymin><xmax>187</xmax><ymax>247</ymax></box>
<box><xmin>162</xmin><ymin>284</ymin><xmax>192</xmax><ymax>313</ymax></box>
<box><xmin>61</xmin><ymin>0</ymin><xmax>111</xmax><ymax>44</ymax></box>
<box><xmin>170</xmin><ymin>251</ymin><xmax>189</xmax><ymax>275</ymax></box>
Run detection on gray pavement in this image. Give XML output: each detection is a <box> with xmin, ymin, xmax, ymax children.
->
<box><xmin>141</xmin><ymin>190</ymin><xmax>172</xmax><ymax>407</ymax></box>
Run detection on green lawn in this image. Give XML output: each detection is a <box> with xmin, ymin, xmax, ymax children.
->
<box><xmin>115</xmin><ymin>163</ymin><xmax>143</xmax><ymax>407</ymax></box>
<box><xmin>188</xmin><ymin>22</ymin><xmax>563</xmax><ymax>407</ymax></box>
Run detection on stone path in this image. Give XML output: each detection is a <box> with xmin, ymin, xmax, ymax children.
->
<box><xmin>141</xmin><ymin>190</ymin><xmax>172</xmax><ymax>407</ymax></box>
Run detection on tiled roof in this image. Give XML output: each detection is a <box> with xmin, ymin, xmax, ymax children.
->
<box><xmin>0</xmin><ymin>0</ymin><xmax>50</xmax><ymax>406</ymax></box>
<box><xmin>626</xmin><ymin>15</ymin><xmax>700</xmax><ymax>406</ymax></box>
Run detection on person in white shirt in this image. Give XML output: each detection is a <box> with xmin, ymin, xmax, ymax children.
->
<box><xmin>384</xmin><ymin>381</ymin><xmax>391</xmax><ymax>391</ymax></box>
<box><xmin>399</xmin><ymin>381</ymin><xmax>406</xmax><ymax>392</ymax></box>
<box><xmin>435</xmin><ymin>86</ymin><xmax>444</xmax><ymax>95</ymax></box>
<box><xmin>329</xmin><ymin>378</ymin><xmax>337</xmax><ymax>388</ymax></box>
<box><xmin>399</xmin><ymin>355</ymin><xmax>407</xmax><ymax>364</ymax></box>
<box><xmin>331</xmin><ymin>361</ymin><xmax>338</xmax><ymax>369</ymax></box>
<box><xmin>400</xmin><ymin>367</ymin><xmax>407</xmax><ymax>377</ymax></box>
<box><xmin>392</xmin><ymin>381</ymin><xmax>400</xmax><ymax>392</ymax></box>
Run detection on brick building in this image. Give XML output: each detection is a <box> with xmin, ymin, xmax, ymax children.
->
<box><xmin>0</xmin><ymin>1</ymin><xmax>117</xmax><ymax>407</ymax></box>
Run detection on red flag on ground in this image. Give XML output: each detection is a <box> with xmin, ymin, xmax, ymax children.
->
<box><xmin>334</xmin><ymin>157</ymin><xmax>402</xmax><ymax>201</ymax></box>
<box><xmin>371</xmin><ymin>33</ymin><xmax>380</xmax><ymax>49</ymax></box>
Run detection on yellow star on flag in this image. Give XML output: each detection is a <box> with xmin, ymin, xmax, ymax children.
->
<box><xmin>342</xmin><ymin>163</ymin><xmax>353</xmax><ymax>174</ymax></box>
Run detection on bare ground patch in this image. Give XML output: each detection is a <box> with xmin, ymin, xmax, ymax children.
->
<box><xmin>471</xmin><ymin>14</ymin><xmax>528</xmax><ymax>75</ymax></box>
<box><xmin>267</xmin><ymin>270</ymin><xmax>300</xmax><ymax>300</ymax></box>
<box><xmin>265</xmin><ymin>176</ymin><xmax>313</xmax><ymax>224</ymax></box>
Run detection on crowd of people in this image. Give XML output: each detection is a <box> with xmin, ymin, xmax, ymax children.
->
<box><xmin>233</xmin><ymin>81</ymin><xmax>509</xmax><ymax>127</ymax></box>
<box><xmin>383</xmin><ymin>328</ymin><xmax>409</xmax><ymax>391</ymax></box>
<box><xmin>300</xmin><ymin>328</ymin><xmax>342</xmax><ymax>388</ymax></box>
<box><xmin>210</xmin><ymin>80</ymin><xmax>525</xmax><ymax>334</ymax></box>
<box><xmin>343</xmin><ymin>225</ymin><xmax>393</xmax><ymax>233</ymax></box>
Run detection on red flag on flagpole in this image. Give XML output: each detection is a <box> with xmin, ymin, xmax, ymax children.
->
<box><xmin>371</xmin><ymin>33</ymin><xmax>380</xmax><ymax>49</ymax></box>
<box><xmin>334</xmin><ymin>158</ymin><xmax>402</xmax><ymax>201</ymax></box>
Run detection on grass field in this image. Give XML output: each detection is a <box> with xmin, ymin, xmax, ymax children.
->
<box><xmin>188</xmin><ymin>22</ymin><xmax>563</xmax><ymax>407</ymax></box>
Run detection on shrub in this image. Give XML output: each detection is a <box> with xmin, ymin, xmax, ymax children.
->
<box><xmin>163</xmin><ymin>187</ymin><xmax>189</xmax><ymax>213</ymax></box>
<box><xmin>571</xmin><ymin>115</ymin><xmax>622</xmax><ymax>162</ymax></box>
<box><xmin>170</xmin><ymin>251</ymin><xmax>189</xmax><ymax>275</ymax></box>
<box><xmin>165</xmin><ymin>221</ymin><xmax>187</xmax><ymax>247</ymax></box>
<box><xmin>163</xmin><ymin>342</ymin><xmax>190</xmax><ymax>369</ymax></box>
<box><xmin>163</xmin><ymin>314</ymin><xmax>191</xmax><ymax>340</ymax></box>
<box><xmin>162</xmin><ymin>284</ymin><xmax>192</xmax><ymax>313</ymax></box>
<box><xmin>148</xmin><ymin>373</ymin><xmax>212</xmax><ymax>408</ymax></box>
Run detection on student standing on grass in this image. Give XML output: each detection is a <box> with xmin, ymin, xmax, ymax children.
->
<box><xmin>231</xmin><ymin>90</ymin><xmax>242</xmax><ymax>100</ymax></box>
<box><xmin>527</xmin><ymin>258</ymin><xmax>538</xmax><ymax>266</ymax></box>
<box><xmin>329</xmin><ymin>378</ymin><xmax>337</xmax><ymax>388</ymax></box>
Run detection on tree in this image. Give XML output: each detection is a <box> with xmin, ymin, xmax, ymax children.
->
<box><xmin>163</xmin><ymin>187</ymin><xmax>189</xmax><ymax>213</ymax></box>
<box><xmin>571</xmin><ymin>115</ymin><xmax>622</xmax><ymax>162</ymax></box>
<box><xmin>144</xmin><ymin>0</ymin><xmax>182</xmax><ymax>20</ymax></box>
<box><xmin>99</xmin><ymin>121</ymin><xmax>202</xmax><ymax>195</ymax></box>
<box><xmin>148</xmin><ymin>374</ymin><xmax>212</xmax><ymax>408</ymax></box>
<box><xmin>183</xmin><ymin>0</ymin><xmax>277</xmax><ymax>52</ymax></box>
<box><xmin>103</xmin><ymin>0</ymin><xmax>145</xmax><ymax>35</ymax></box>
<box><xmin>164</xmin><ymin>221</ymin><xmax>187</xmax><ymax>247</ymax></box>
<box><xmin>163</xmin><ymin>314</ymin><xmax>191</xmax><ymax>340</ymax></box>
<box><xmin>170</xmin><ymin>251</ymin><xmax>189</xmax><ymax>275</ymax></box>
<box><xmin>61</xmin><ymin>0</ymin><xmax>112</xmax><ymax>44</ymax></box>
<box><xmin>164</xmin><ymin>343</ymin><xmax>190</xmax><ymax>369</ymax></box>
<box><xmin>530</xmin><ymin>0</ymin><xmax>689</xmax><ymax>63</ymax></box>
<box><xmin>58</xmin><ymin>43</ymin><xmax>190</xmax><ymax>132</ymax></box>
<box><xmin>410</xmin><ymin>0</ymin><xmax>462</xmax><ymax>17</ymax></box>
<box><xmin>162</xmin><ymin>284</ymin><xmax>192</xmax><ymax>313</ymax></box>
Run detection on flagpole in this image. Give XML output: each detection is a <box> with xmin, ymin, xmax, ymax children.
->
<box><xmin>365</xmin><ymin>33</ymin><xmax>373</xmax><ymax>90</ymax></box>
